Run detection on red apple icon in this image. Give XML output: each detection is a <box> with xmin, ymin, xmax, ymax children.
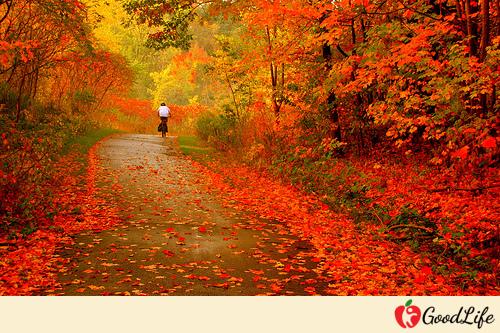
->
<box><xmin>395</xmin><ymin>299</ymin><xmax>422</xmax><ymax>328</ymax></box>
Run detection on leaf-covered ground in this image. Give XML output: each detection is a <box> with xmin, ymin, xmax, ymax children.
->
<box><xmin>196</xmin><ymin>161</ymin><xmax>499</xmax><ymax>295</ymax></box>
<box><xmin>0</xmin><ymin>143</ymin><xmax>119</xmax><ymax>295</ymax></box>
<box><xmin>54</xmin><ymin>135</ymin><xmax>328</xmax><ymax>295</ymax></box>
<box><xmin>2</xmin><ymin>134</ymin><xmax>497</xmax><ymax>295</ymax></box>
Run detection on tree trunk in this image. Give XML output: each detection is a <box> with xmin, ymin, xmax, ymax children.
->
<box><xmin>323</xmin><ymin>43</ymin><xmax>342</xmax><ymax>141</ymax></box>
<box><xmin>266</xmin><ymin>26</ymin><xmax>283</xmax><ymax>119</ymax></box>
<box><xmin>479</xmin><ymin>0</ymin><xmax>490</xmax><ymax>61</ymax></box>
<box><xmin>465</xmin><ymin>0</ymin><xmax>478</xmax><ymax>56</ymax></box>
<box><xmin>16</xmin><ymin>73</ymin><xmax>26</xmax><ymax>123</ymax></box>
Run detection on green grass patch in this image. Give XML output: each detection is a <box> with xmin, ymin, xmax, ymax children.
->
<box><xmin>63</xmin><ymin>127</ymin><xmax>122</xmax><ymax>177</ymax></box>
<box><xmin>178</xmin><ymin>135</ymin><xmax>214</xmax><ymax>162</ymax></box>
<box><xmin>63</xmin><ymin>128</ymin><xmax>121</xmax><ymax>155</ymax></box>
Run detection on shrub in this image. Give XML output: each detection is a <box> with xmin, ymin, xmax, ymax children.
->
<box><xmin>196</xmin><ymin>108</ymin><xmax>241</xmax><ymax>150</ymax></box>
<box><xmin>0</xmin><ymin>86</ymin><xmax>96</xmax><ymax>234</ymax></box>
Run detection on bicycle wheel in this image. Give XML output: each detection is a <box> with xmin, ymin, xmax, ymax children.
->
<box><xmin>161</xmin><ymin>121</ymin><xmax>167</xmax><ymax>137</ymax></box>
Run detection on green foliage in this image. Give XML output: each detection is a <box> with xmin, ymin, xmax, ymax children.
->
<box><xmin>195</xmin><ymin>110</ymin><xmax>242</xmax><ymax>151</ymax></box>
<box><xmin>178</xmin><ymin>135</ymin><xmax>214</xmax><ymax>161</ymax></box>
<box><xmin>72</xmin><ymin>89</ymin><xmax>97</xmax><ymax>104</ymax></box>
<box><xmin>89</xmin><ymin>0</ymin><xmax>169</xmax><ymax>99</ymax></box>
<box><xmin>64</xmin><ymin>128</ymin><xmax>121</xmax><ymax>154</ymax></box>
<box><xmin>0</xmin><ymin>84</ymin><xmax>115</xmax><ymax>233</ymax></box>
<box><xmin>123</xmin><ymin>0</ymin><xmax>195</xmax><ymax>50</ymax></box>
<box><xmin>0</xmin><ymin>83</ymin><xmax>29</xmax><ymax>113</ymax></box>
<box><xmin>391</xmin><ymin>206</ymin><xmax>430</xmax><ymax>227</ymax></box>
<box><xmin>70</xmin><ymin>89</ymin><xmax>97</xmax><ymax>113</ymax></box>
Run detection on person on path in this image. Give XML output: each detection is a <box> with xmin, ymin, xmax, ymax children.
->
<box><xmin>157</xmin><ymin>102</ymin><xmax>171</xmax><ymax>137</ymax></box>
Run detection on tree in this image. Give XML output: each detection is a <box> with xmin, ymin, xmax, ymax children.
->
<box><xmin>0</xmin><ymin>0</ymin><xmax>90</xmax><ymax>120</ymax></box>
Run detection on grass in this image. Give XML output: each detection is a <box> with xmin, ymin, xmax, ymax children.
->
<box><xmin>63</xmin><ymin>128</ymin><xmax>122</xmax><ymax>155</ymax></box>
<box><xmin>177</xmin><ymin>135</ymin><xmax>215</xmax><ymax>162</ymax></box>
<box><xmin>63</xmin><ymin>127</ymin><xmax>122</xmax><ymax>176</ymax></box>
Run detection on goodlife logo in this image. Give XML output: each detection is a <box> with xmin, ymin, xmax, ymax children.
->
<box><xmin>395</xmin><ymin>299</ymin><xmax>421</xmax><ymax>328</ymax></box>
<box><xmin>395</xmin><ymin>299</ymin><xmax>495</xmax><ymax>329</ymax></box>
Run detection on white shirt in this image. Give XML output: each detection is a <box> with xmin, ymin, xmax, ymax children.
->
<box><xmin>158</xmin><ymin>105</ymin><xmax>170</xmax><ymax>117</ymax></box>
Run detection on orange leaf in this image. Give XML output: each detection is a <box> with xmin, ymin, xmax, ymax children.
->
<box><xmin>481</xmin><ymin>136</ymin><xmax>496</xmax><ymax>149</ymax></box>
<box><xmin>270</xmin><ymin>284</ymin><xmax>282</xmax><ymax>293</ymax></box>
<box><xmin>213</xmin><ymin>282</ymin><xmax>229</xmax><ymax>289</ymax></box>
<box><xmin>451</xmin><ymin>145</ymin><xmax>469</xmax><ymax>159</ymax></box>
<box><xmin>162</xmin><ymin>250</ymin><xmax>175</xmax><ymax>257</ymax></box>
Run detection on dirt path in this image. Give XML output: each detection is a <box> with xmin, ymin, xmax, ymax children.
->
<box><xmin>57</xmin><ymin>134</ymin><xmax>330</xmax><ymax>295</ymax></box>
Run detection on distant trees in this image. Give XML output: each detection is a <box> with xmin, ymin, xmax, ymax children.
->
<box><xmin>124</xmin><ymin>0</ymin><xmax>498</xmax><ymax>166</ymax></box>
<box><xmin>0</xmin><ymin>0</ymin><xmax>133</xmax><ymax>120</ymax></box>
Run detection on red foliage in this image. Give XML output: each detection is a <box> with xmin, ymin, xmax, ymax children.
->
<box><xmin>0</xmin><ymin>140</ymin><xmax>120</xmax><ymax>295</ymax></box>
<box><xmin>190</xmin><ymin>158</ymin><xmax>498</xmax><ymax>295</ymax></box>
<box><xmin>106</xmin><ymin>95</ymin><xmax>153</xmax><ymax>120</ymax></box>
<box><xmin>168</xmin><ymin>104</ymin><xmax>207</xmax><ymax>126</ymax></box>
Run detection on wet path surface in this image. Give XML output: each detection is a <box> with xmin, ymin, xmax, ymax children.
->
<box><xmin>57</xmin><ymin>134</ymin><xmax>329</xmax><ymax>295</ymax></box>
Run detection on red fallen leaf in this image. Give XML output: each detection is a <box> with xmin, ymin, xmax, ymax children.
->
<box><xmin>421</xmin><ymin>266</ymin><xmax>433</xmax><ymax>275</ymax></box>
<box><xmin>213</xmin><ymin>282</ymin><xmax>229</xmax><ymax>289</ymax></box>
<box><xmin>165</xmin><ymin>228</ymin><xmax>175</xmax><ymax>233</ymax></box>
<box><xmin>177</xmin><ymin>236</ymin><xmax>186</xmax><ymax>242</ymax></box>
<box><xmin>117</xmin><ymin>277</ymin><xmax>132</xmax><ymax>284</ymax></box>
<box><xmin>198</xmin><ymin>276</ymin><xmax>211</xmax><ymax>281</ymax></box>
<box><xmin>218</xmin><ymin>273</ymin><xmax>231</xmax><ymax>279</ymax></box>
<box><xmin>414</xmin><ymin>274</ymin><xmax>426</xmax><ymax>284</ymax></box>
<box><xmin>271</xmin><ymin>284</ymin><xmax>282</xmax><ymax>293</ymax></box>
<box><xmin>228</xmin><ymin>277</ymin><xmax>244</xmax><ymax>283</ymax></box>
<box><xmin>304</xmin><ymin>286</ymin><xmax>316</xmax><ymax>294</ymax></box>
<box><xmin>184</xmin><ymin>274</ymin><xmax>210</xmax><ymax>281</ymax></box>
<box><xmin>162</xmin><ymin>250</ymin><xmax>175</xmax><ymax>257</ymax></box>
<box><xmin>75</xmin><ymin>288</ymin><xmax>86</xmax><ymax>293</ymax></box>
<box><xmin>253</xmin><ymin>275</ymin><xmax>262</xmax><ymax>282</ymax></box>
<box><xmin>249</xmin><ymin>269</ymin><xmax>264</xmax><ymax>275</ymax></box>
<box><xmin>451</xmin><ymin>145</ymin><xmax>469</xmax><ymax>159</ymax></box>
<box><xmin>284</xmin><ymin>264</ymin><xmax>291</xmax><ymax>272</ymax></box>
<box><xmin>227</xmin><ymin>244</ymin><xmax>237</xmax><ymax>249</ymax></box>
<box><xmin>198</xmin><ymin>226</ymin><xmax>207</xmax><ymax>233</ymax></box>
<box><xmin>481</xmin><ymin>136</ymin><xmax>496</xmax><ymax>149</ymax></box>
<box><xmin>311</xmin><ymin>257</ymin><xmax>321</xmax><ymax>263</ymax></box>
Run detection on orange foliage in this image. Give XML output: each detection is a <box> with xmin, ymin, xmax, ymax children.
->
<box><xmin>168</xmin><ymin>104</ymin><xmax>207</xmax><ymax>126</ymax></box>
<box><xmin>192</xmin><ymin>158</ymin><xmax>498</xmax><ymax>295</ymax></box>
<box><xmin>0</xmin><ymin>141</ymin><xmax>120</xmax><ymax>295</ymax></box>
<box><xmin>106</xmin><ymin>95</ymin><xmax>154</xmax><ymax>120</ymax></box>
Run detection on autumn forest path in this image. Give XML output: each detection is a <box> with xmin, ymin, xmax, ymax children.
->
<box><xmin>56</xmin><ymin>134</ymin><xmax>327</xmax><ymax>295</ymax></box>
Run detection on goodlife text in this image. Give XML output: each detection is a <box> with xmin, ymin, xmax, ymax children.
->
<box><xmin>423</xmin><ymin>306</ymin><xmax>495</xmax><ymax>329</ymax></box>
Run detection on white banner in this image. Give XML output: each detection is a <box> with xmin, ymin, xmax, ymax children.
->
<box><xmin>1</xmin><ymin>296</ymin><xmax>498</xmax><ymax>333</ymax></box>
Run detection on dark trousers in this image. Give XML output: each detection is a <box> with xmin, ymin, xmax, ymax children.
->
<box><xmin>160</xmin><ymin>117</ymin><xmax>168</xmax><ymax>136</ymax></box>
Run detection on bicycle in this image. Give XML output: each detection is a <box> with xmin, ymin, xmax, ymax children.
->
<box><xmin>159</xmin><ymin>117</ymin><xmax>168</xmax><ymax>137</ymax></box>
